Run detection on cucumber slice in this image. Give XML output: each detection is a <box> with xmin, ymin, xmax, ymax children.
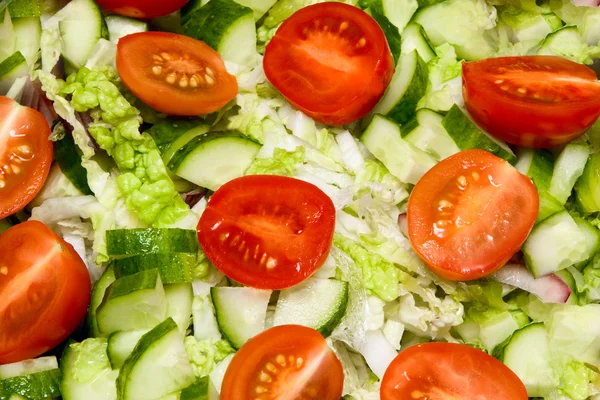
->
<box><xmin>515</xmin><ymin>148</ymin><xmax>554</xmax><ymax>192</ymax></box>
<box><xmin>168</xmin><ymin>133</ymin><xmax>261</xmax><ymax>191</ymax></box>
<box><xmin>0</xmin><ymin>51</ymin><xmax>28</xmax><ymax>95</ymax></box>
<box><xmin>12</xmin><ymin>17</ymin><xmax>41</xmax><ymax>66</ymax></box>
<box><xmin>537</xmin><ymin>26</ymin><xmax>589</xmax><ymax>63</ymax></box>
<box><xmin>361</xmin><ymin>114</ymin><xmax>437</xmax><ymax>185</ymax></box>
<box><xmin>403</xmin><ymin>108</ymin><xmax>460</xmax><ymax>160</ymax></box>
<box><xmin>211</xmin><ymin>287</ymin><xmax>272</xmax><ymax>349</ymax></box>
<box><xmin>367</xmin><ymin>9</ymin><xmax>401</xmax><ymax>65</ymax></box>
<box><xmin>106</xmin><ymin>229</ymin><xmax>198</xmax><ymax>258</ymax></box>
<box><xmin>0</xmin><ymin>9</ymin><xmax>15</xmax><ymax>62</ymax></box>
<box><xmin>161</xmin><ymin>125</ymin><xmax>212</xmax><ymax>166</ymax></box>
<box><xmin>359</xmin><ymin>0</ymin><xmax>418</xmax><ymax>32</ymax></box>
<box><xmin>53</xmin><ymin>132</ymin><xmax>93</xmax><ymax>195</ymax></box>
<box><xmin>61</xmin><ymin>339</ymin><xmax>118</xmax><ymax>400</ymax></box>
<box><xmin>536</xmin><ymin>191</ymin><xmax>563</xmax><ymax>223</ymax></box>
<box><xmin>576</xmin><ymin>152</ymin><xmax>600</xmax><ymax>213</ymax></box>
<box><xmin>84</xmin><ymin>38</ymin><xmax>116</xmax><ymax>69</ymax></box>
<box><xmin>573</xmin><ymin>217</ymin><xmax>600</xmax><ymax>268</ymax></box>
<box><xmin>105</xmin><ymin>15</ymin><xmax>148</xmax><ymax>43</ymax></box>
<box><xmin>496</xmin><ymin>323</ymin><xmax>555</xmax><ymax>397</ymax></box>
<box><xmin>548</xmin><ymin>143</ymin><xmax>590</xmax><ymax>205</ymax></box>
<box><xmin>523</xmin><ymin>210</ymin><xmax>588</xmax><ymax>278</ymax></box>
<box><xmin>7</xmin><ymin>0</ymin><xmax>41</xmax><ymax>17</ymax></box>
<box><xmin>113</xmin><ymin>253</ymin><xmax>196</xmax><ymax>284</ymax></box>
<box><xmin>165</xmin><ymin>283</ymin><xmax>193</xmax><ymax>333</ymax></box>
<box><xmin>371</xmin><ymin>50</ymin><xmax>428</xmax><ymax>126</ymax></box>
<box><xmin>441</xmin><ymin>105</ymin><xmax>517</xmax><ymax>164</ymax></box>
<box><xmin>0</xmin><ymin>369</ymin><xmax>61</xmax><ymax>400</ymax></box>
<box><xmin>147</xmin><ymin>120</ymin><xmax>211</xmax><ymax>165</ymax></box>
<box><xmin>59</xmin><ymin>0</ymin><xmax>107</xmax><ymax>70</ymax></box>
<box><xmin>401</xmin><ymin>22</ymin><xmax>436</xmax><ymax>63</ymax></box>
<box><xmin>273</xmin><ymin>278</ymin><xmax>348</xmax><ymax>337</ymax></box>
<box><xmin>117</xmin><ymin>318</ymin><xmax>196</xmax><ymax>400</ymax></box>
<box><xmin>183</xmin><ymin>0</ymin><xmax>257</xmax><ymax>66</ymax></box>
<box><xmin>180</xmin><ymin>376</ymin><xmax>219</xmax><ymax>400</ymax></box>
<box><xmin>479</xmin><ymin>312</ymin><xmax>519</xmax><ymax>352</ymax></box>
<box><xmin>96</xmin><ymin>269</ymin><xmax>168</xmax><ymax>335</ymax></box>
<box><xmin>192</xmin><ymin>294</ymin><xmax>221</xmax><ymax>342</ymax></box>
<box><xmin>208</xmin><ymin>354</ymin><xmax>233</xmax><ymax>395</ymax></box>
<box><xmin>0</xmin><ymin>357</ymin><xmax>58</xmax><ymax>380</ymax></box>
<box><xmin>88</xmin><ymin>266</ymin><xmax>116</xmax><ymax>338</ymax></box>
<box><xmin>107</xmin><ymin>330</ymin><xmax>148</xmax><ymax>369</ymax></box>
<box><xmin>548</xmin><ymin>305</ymin><xmax>600</xmax><ymax>366</ymax></box>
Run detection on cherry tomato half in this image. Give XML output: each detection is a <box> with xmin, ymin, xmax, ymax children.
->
<box><xmin>407</xmin><ymin>149</ymin><xmax>538</xmax><ymax>281</ymax></box>
<box><xmin>0</xmin><ymin>96</ymin><xmax>53</xmax><ymax>219</ymax></box>
<box><xmin>94</xmin><ymin>0</ymin><xmax>188</xmax><ymax>19</ymax></box>
<box><xmin>263</xmin><ymin>2</ymin><xmax>394</xmax><ymax>126</ymax></box>
<box><xmin>116</xmin><ymin>32</ymin><xmax>238</xmax><ymax>116</ymax></box>
<box><xmin>463</xmin><ymin>56</ymin><xmax>600</xmax><ymax>148</ymax></box>
<box><xmin>197</xmin><ymin>175</ymin><xmax>336</xmax><ymax>290</ymax></box>
<box><xmin>0</xmin><ymin>221</ymin><xmax>91</xmax><ymax>364</ymax></box>
<box><xmin>381</xmin><ymin>342</ymin><xmax>528</xmax><ymax>400</ymax></box>
<box><xmin>221</xmin><ymin>325</ymin><xmax>344</xmax><ymax>400</ymax></box>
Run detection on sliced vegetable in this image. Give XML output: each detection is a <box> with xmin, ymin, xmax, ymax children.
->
<box><xmin>0</xmin><ymin>52</ymin><xmax>28</xmax><ymax>95</ymax></box>
<box><xmin>197</xmin><ymin>175</ymin><xmax>336</xmax><ymax>290</ymax></box>
<box><xmin>381</xmin><ymin>342</ymin><xmax>527</xmax><ymax>399</ymax></box>
<box><xmin>491</xmin><ymin>263</ymin><xmax>571</xmax><ymax>303</ymax></box>
<box><xmin>94</xmin><ymin>0</ymin><xmax>188</xmax><ymax>19</ymax></box>
<box><xmin>106</xmin><ymin>228</ymin><xmax>198</xmax><ymax>258</ymax></box>
<box><xmin>407</xmin><ymin>149</ymin><xmax>538</xmax><ymax>281</ymax></box>
<box><xmin>0</xmin><ymin>96</ymin><xmax>53</xmax><ymax>219</ymax></box>
<box><xmin>463</xmin><ymin>56</ymin><xmax>600</xmax><ymax>148</ymax></box>
<box><xmin>220</xmin><ymin>325</ymin><xmax>344</xmax><ymax>400</ymax></box>
<box><xmin>116</xmin><ymin>32</ymin><xmax>238</xmax><ymax>116</ymax></box>
<box><xmin>263</xmin><ymin>2</ymin><xmax>394</xmax><ymax>125</ymax></box>
<box><xmin>113</xmin><ymin>253</ymin><xmax>196</xmax><ymax>284</ymax></box>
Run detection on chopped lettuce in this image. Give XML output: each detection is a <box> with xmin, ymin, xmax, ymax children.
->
<box><xmin>556</xmin><ymin>360</ymin><xmax>597</xmax><ymax>400</ymax></box>
<box><xmin>184</xmin><ymin>336</ymin><xmax>236</xmax><ymax>378</ymax></box>
<box><xmin>246</xmin><ymin>146</ymin><xmax>305</xmax><ymax>176</ymax></box>
<box><xmin>417</xmin><ymin>44</ymin><xmax>463</xmax><ymax>112</ymax></box>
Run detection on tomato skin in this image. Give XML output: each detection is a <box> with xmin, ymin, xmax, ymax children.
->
<box><xmin>407</xmin><ymin>149</ymin><xmax>538</xmax><ymax>281</ymax></box>
<box><xmin>197</xmin><ymin>175</ymin><xmax>335</xmax><ymax>290</ymax></box>
<box><xmin>0</xmin><ymin>221</ymin><xmax>91</xmax><ymax>364</ymax></box>
<box><xmin>463</xmin><ymin>56</ymin><xmax>600</xmax><ymax>148</ymax></box>
<box><xmin>94</xmin><ymin>0</ymin><xmax>188</xmax><ymax>19</ymax></box>
<box><xmin>116</xmin><ymin>32</ymin><xmax>238</xmax><ymax>116</ymax></box>
<box><xmin>381</xmin><ymin>342</ymin><xmax>528</xmax><ymax>400</ymax></box>
<box><xmin>263</xmin><ymin>2</ymin><xmax>394</xmax><ymax>126</ymax></box>
<box><xmin>221</xmin><ymin>325</ymin><xmax>344</xmax><ymax>400</ymax></box>
<box><xmin>0</xmin><ymin>96</ymin><xmax>53</xmax><ymax>219</ymax></box>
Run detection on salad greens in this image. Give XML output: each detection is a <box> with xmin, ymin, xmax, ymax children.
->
<box><xmin>1</xmin><ymin>0</ymin><xmax>600</xmax><ymax>398</ymax></box>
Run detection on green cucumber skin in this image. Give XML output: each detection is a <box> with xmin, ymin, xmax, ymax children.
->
<box><xmin>106</xmin><ymin>229</ymin><xmax>198</xmax><ymax>258</ymax></box>
<box><xmin>0</xmin><ymin>51</ymin><xmax>26</xmax><ymax>77</ymax></box>
<box><xmin>104</xmin><ymin>269</ymin><xmax>161</xmax><ymax>300</ymax></box>
<box><xmin>526</xmin><ymin>149</ymin><xmax>554</xmax><ymax>192</ymax></box>
<box><xmin>0</xmin><ymin>369</ymin><xmax>62</xmax><ymax>399</ymax></box>
<box><xmin>88</xmin><ymin>266</ymin><xmax>116</xmax><ymax>338</ymax></box>
<box><xmin>369</xmin><ymin>9</ymin><xmax>401</xmax><ymax>65</ymax></box>
<box><xmin>113</xmin><ymin>253</ymin><xmax>195</xmax><ymax>284</ymax></box>
<box><xmin>180</xmin><ymin>377</ymin><xmax>211</xmax><ymax>400</ymax></box>
<box><xmin>147</xmin><ymin>119</ymin><xmax>206</xmax><ymax>154</ymax></box>
<box><xmin>385</xmin><ymin>53</ymin><xmax>429</xmax><ymax>126</ymax></box>
<box><xmin>318</xmin><ymin>283</ymin><xmax>349</xmax><ymax>337</ymax></box>
<box><xmin>182</xmin><ymin>0</ymin><xmax>253</xmax><ymax>52</ymax></box>
<box><xmin>54</xmin><ymin>133</ymin><xmax>93</xmax><ymax>195</ymax></box>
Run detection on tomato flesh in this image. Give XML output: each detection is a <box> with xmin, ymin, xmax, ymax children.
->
<box><xmin>0</xmin><ymin>221</ymin><xmax>91</xmax><ymax>364</ymax></box>
<box><xmin>94</xmin><ymin>0</ymin><xmax>188</xmax><ymax>19</ymax></box>
<box><xmin>0</xmin><ymin>96</ymin><xmax>53</xmax><ymax>219</ymax></box>
<box><xmin>197</xmin><ymin>175</ymin><xmax>335</xmax><ymax>290</ymax></box>
<box><xmin>463</xmin><ymin>56</ymin><xmax>600</xmax><ymax>148</ymax></box>
<box><xmin>117</xmin><ymin>32</ymin><xmax>238</xmax><ymax>116</ymax></box>
<box><xmin>381</xmin><ymin>342</ymin><xmax>528</xmax><ymax>400</ymax></box>
<box><xmin>263</xmin><ymin>2</ymin><xmax>394</xmax><ymax>126</ymax></box>
<box><xmin>221</xmin><ymin>325</ymin><xmax>344</xmax><ymax>400</ymax></box>
<box><xmin>407</xmin><ymin>149</ymin><xmax>538</xmax><ymax>281</ymax></box>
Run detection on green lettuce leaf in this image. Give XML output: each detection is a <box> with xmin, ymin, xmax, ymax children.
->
<box><xmin>184</xmin><ymin>336</ymin><xmax>236</xmax><ymax>378</ymax></box>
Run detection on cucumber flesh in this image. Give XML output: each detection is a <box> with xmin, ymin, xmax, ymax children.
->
<box><xmin>192</xmin><ymin>294</ymin><xmax>222</xmax><ymax>342</ymax></box>
<box><xmin>273</xmin><ymin>278</ymin><xmax>348</xmax><ymax>337</ymax></box>
<box><xmin>401</xmin><ymin>22</ymin><xmax>436</xmax><ymax>62</ymax></box>
<box><xmin>0</xmin><ymin>10</ymin><xmax>15</xmax><ymax>62</ymax></box>
<box><xmin>403</xmin><ymin>108</ymin><xmax>460</xmax><ymax>160</ymax></box>
<box><xmin>106</xmin><ymin>228</ymin><xmax>198</xmax><ymax>258</ymax></box>
<box><xmin>479</xmin><ymin>312</ymin><xmax>520</xmax><ymax>352</ymax></box>
<box><xmin>117</xmin><ymin>318</ymin><xmax>196</xmax><ymax>400</ymax></box>
<box><xmin>53</xmin><ymin>132</ymin><xmax>93</xmax><ymax>195</ymax></box>
<box><xmin>0</xmin><ymin>51</ymin><xmax>28</xmax><ymax>95</ymax></box>
<box><xmin>0</xmin><ymin>357</ymin><xmax>58</xmax><ymax>380</ymax></box>
<box><xmin>576</xmin><ymin>152</ymin><xmax>600</xmax><ymax>213</ymax></box>
<box><xmin>96</xmin><ymin>269</ymin><xmax>168</xmax><ymax>335</ymax></box>
<box><xmin>211</xmin><ymin>287</ymin><xmax>271</xmax><ymax>349</ymax></box>
<box><xmin>113</xmin><ymin>253</ymin><xmax>196</xmax><ymax>285</ymax></box>
<box><xmin>88</xmin><ymin>266</ymin><xmax>116</xmax><ymax>338</ymax></box>
<box><xmin>180</xmin><ymin>376</ymin><xmax>219</xmax><ymax>400</ymax></box>
<box><xmin>105</xmin><ymin>15</ymin><xmax>148</xmax><ymax>43</ymax></box>
<box><xmin>165</xmin><ymin>283</ymin><xmax>194</xmax><ymax>333</ymax></box>
<box><xmin>548</xmin><ymin>143</ymin><xmax>590</xmax><ymax>205</ymax></box>
<box><xmin>107</xmin><ymin>330</ymin><xmax>148</xmax><ymax>369</ymax></box>
<box><xmin>515</xmin><ymin>148</ymin><xmax>554</xmax><ymax>192</ymax></box>
<box><xmin>12</xmin><ymin>17</ymin><xmax>41</xmax><ymax>66</ymax></box>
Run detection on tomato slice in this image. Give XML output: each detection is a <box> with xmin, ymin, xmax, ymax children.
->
<box><xmin>0</xmin><ymin>96</ymin><xmax>53</xmax><ymax>219</ymax></box>
<box><xmin>221</xmin><ymin>325</ymin><xmax>344</xmax><ymax>400</ymax></box>
<box><xmin>463</xmin><ymin>56</ymin><xmax>600</xmax><ymax>148</ymax></box>
<box><xmin>0</xmin><ymin>221</ymin><xmax>91</xmax><ymax>364</ymax></box>
<box><xmin>407</xmin><ymin>149</ymin><xmax>538</xmax><ymax>281</ymax></box>
<box><xmin>94</xmin><ymin>0</ymin><xmax>188</xmax><ymax>19</ymax></box>
<box><xmin>116</xmin><ymin>32</ymin><xmax>238</xmax><ymax>116</ymax></box>
<box><xmin>197</xmin><ymin>175</ymin><xmax>335</xmax><ymax>289</ymax></box>
<box><xmin>381</xmin><ymin>342</ymin><xmax>528</xmax><ymax>400</ymax></box>
<box><xmin>263</xmin><ymin>2</ymin><xmax>394</xmax><ymax>126</ymax></box>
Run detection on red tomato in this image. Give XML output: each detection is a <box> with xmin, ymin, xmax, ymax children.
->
<box><xmin>116</xmin><ymin>32</ymin><xmax>238</xmax><ymax>116</ymax></box>
<box><xmin>463</xmin><ymin>56</ymin><xmax>600</xmax><ymax>148</ymax></box>
<box><xmin>407</xmin><ymin>149</ymin><xmax>538</xmax><ymax>281</ymax></box>
<box><xmin>221</xmin><ymin>325</ymin><xmax>344</xmax><ymax>400</ymax></box>
<box><xmin>263</xmin><ymin>2</ymin><xmax>394</xmax><ymax>126</ymax></box>
<box><xmin>94</xmin><ymin>0</ymin><xmax>188</xmax><ymax>19</ymax></box>
<box><xmin>197</xmin><ymin>175</ymin><xmax>335</xmax><ymax>290</ymax></box>
<box><xmin>0</xmin><ymin>221</ymin><xmax>91</xmax><ymax>364</ymax></box>
<box><xmin>0</xmin><ymin>96</ymin><xmax>53</xmax><ymax>219</ymax></box>
<box><xmin>381</xmin><ymin>342</ymin><xmax>528</xmax><ymax>400</ymax></box>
